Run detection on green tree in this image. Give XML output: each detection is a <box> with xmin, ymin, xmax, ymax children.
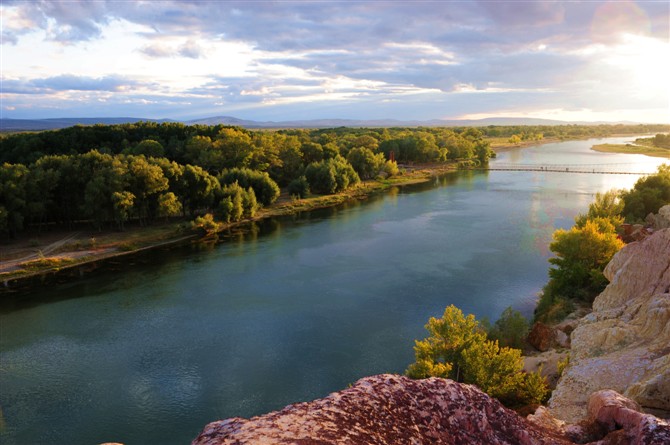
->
<box><xmin>487</xmin><ymin>307</ymin><xmax>529</xmax><ymax>350</ymax></box>
<box><xmin>179</xmin><ymin>164</ymin><xmax>220</xmax><ymax>216</ymax></box>
<box><xmin>406</xmin><ymin>305</ymin><xmax>547</xmax><ymax>407</ymax></box>
<box><xmin>112</xmin><ymin>191</ymin><xmax>135</xmax><ymax>230</ymax></box>
<box><xmin>346</xmin><ymin>147</ymin><xmax>385</xmax><ymax>180</ymax></box>
<box><xmin>548</xmin><ymin>219</ymin><xmax>624</xmax><ymax>302</ymax></box>
<box><xmin>575</xmin><ymin>190</ymin><xmax>624</xmax><ymax>228</ymax></box>
<box><xmin>218</xmin><ymin>168</ymin><xmax>280</xmax><ymax>206</ymax></box>
<box><xmin>128</xmin><ymin>139</ymin><xmax>165</xmax><ymax>157</ymax></box>
<box><xmin>621</xmin><ymin>164</ymin><xmax>670</xmax><ymax>222</ymax></box>
<box><xmin>287</xmin><ymin>175</ymin><xmax>310</xmax><ymax>198</ymax></box>
<box><xmin>0</xmin><ymin>163</ymin><xmax>29</xmax><ymax>237</ymax></box>
<box><xmin>157</xmin><ymin>192</ymin><xmax>182</xmax><ymax>220</ymax></box>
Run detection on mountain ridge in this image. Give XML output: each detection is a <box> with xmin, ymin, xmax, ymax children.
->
<box><xmin>0</xmin><ymin>115</ymin><xmax>647</xmax><ymax>132</ymax></box>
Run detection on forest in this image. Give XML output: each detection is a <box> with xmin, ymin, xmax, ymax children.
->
<box><xmin>1</xmin><ymin>122</ymin><xmax>497</xmax><ymax>237</ymax></box>
<box><xmin>2</xmin><ymin>122</ymin><xmax>669</xmax><ymax>238</ymax></box>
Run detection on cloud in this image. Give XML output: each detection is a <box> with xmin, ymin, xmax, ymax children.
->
<box><xmin>2</xmin><ymin>1</ymin><xmax>668</xmax><ymax>122</ymax></box>
<box><xmin>140</xmin><ymin>39</ymin><xmax>206</xmax><ymax>59</ymax></box>
<box><xmin>3</xmin><ymin>75</ymin><xmax>143</xmax><ymax>94</ymax></box>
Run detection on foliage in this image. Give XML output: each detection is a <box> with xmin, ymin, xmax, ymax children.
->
<box><xmin>304</xmin><ymin>157</ymin><xmax>360</xmax><ymax>194</ymax></box>
<box><xmin>486</xmin><ymin>307</ymin><xmax>529</xmax><ymax>350</ymax></box>
<box><xmin>621</xmin><ymin>164</ymin><xmax>670</xmax><ymax>222</ymax></box>
<box><xmin>127</xmin><ymin>139</ymin><xmax>165</xmax><ymax>157</ymax></box>
<box><xmin>346</xmin><ymin>147</ymin><xmax>385</xmax><ymax>179</ymax></box>
<box><xmin>219</xmin><ymin>167</ymin><xmax>280</xmax><ymax>206</ymax></box>
<box><xmin>382</xmin><ymin>160</ymin><xmax>400</xmax><ymax>177</ymax></box>
<box><xmin>190</xmin><ymin>213</ymin><xmax>222</xmax><ymax>236</ymax></box>
<box><xmin>406</xmin><ymin>305</ymin><xmax>547</xmax><ymax>407</ymax></box>
<box><xmin>574</xmin><ymin>190</ymin><xmax>624</xmax><ymax>228</ymax></box>
<box><xmin>548</xmin><ymin>219</ymin><xmax>623</xmax><ymax>303</ymax></box>
<box><xmin>287</xmin><ymin>175</ymin><xmax>310</xmax><ymax>198</ymax></box>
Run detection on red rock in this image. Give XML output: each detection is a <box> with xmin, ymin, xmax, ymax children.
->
<box><xmin>528</xmin><ymin>322</ymin><xmax>562</xmax><ymax>352</ymax></box>
<box><xmin>191</xmin><ymin>374</ymin><xmax>571</xmax><ymax>445</ymax></box>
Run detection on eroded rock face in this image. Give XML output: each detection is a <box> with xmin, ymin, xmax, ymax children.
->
<box><xmin>587</xmin><ymin>390</ymin><xmax>670</xmax><ymax>445</ymax></box>
<box><xmin>549</xmin><ymin>229</ymin><xmax>670</xmax><ymax>423</ymax></box>
<box><xmin>192</xmin><ymin>374</ymin><xmax>570</xmax><ymax>445</ymax></box>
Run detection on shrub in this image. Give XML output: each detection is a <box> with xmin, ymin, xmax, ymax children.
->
<box><xmin>406</xmin><ymin>305</ymin><xmax>548</xmax><ymax>408</ymax></box>
<box><xmin>287</xmin><ymin>175</ymin><xmax>310</xmax><ymax>198</ymax></box>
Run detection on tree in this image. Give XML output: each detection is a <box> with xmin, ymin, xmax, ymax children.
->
<box><xmin>486</xmin><ymin>307</ymin><xmax>529</xmax><ymax>350</ymax></box>
<box><xmin>210</xmin><ymin>127</ymin><xmax>255</xmax><ymax>170</ymax></box>
<box><xmin>346</xmin><ymin>147</ymin><xmax>385</xmax><ymax>180</ymax></box>
<box><xmin>406</xmin><ymin>305</ymin><xmax>547</xmax><ymax>407</ymax></box>
<box><xmin>621</xmin><ymin>164</ymin><xmax>670</xmax><ymax>222</ymax></box>
<box><xmin>112</xmin><ymin>191</ymin><xmax>135</xmax><ymax>230</ymax></box>
<box><xmin>0</xmin><ymin>163</ymin><xmax>29</xmax><ymax>237</ymax></box>
<box><xmin>157</xmin><ymin>192</ymin><xmax>182</xmax><ymax>220</ymax></box>
<box><xmin>548</xmin><ymin>219</ymin><xmax>624</xmax><ymax>302</ymax></box>
<box><xmin>128</xmin><ymin>139</ymin><xmax>165</xmax><ymax>157</ymax></box>
<box><xmin>218</xmin><ymin>168</ymin><xmax>280</xmax><ymax>206</ymax></box>
<box><xmin>288</xmin><ymin>175</ymin><xmax>310</xmax><ymax>198</ymax></box>
<box><xmin>179</xmin><ymin>164</ymin><xmax>220</xmax><ymax>216</ymax></box>
<box><xmin>575</xmin><ymin>189</ymin><xmax>624</xmax><ymax>228</ymax></box>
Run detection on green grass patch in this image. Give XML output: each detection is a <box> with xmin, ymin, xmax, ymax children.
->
<box><xmin>591</xmin><ymin>143</ymin><xmax>670</xmax><ymax>158</ymax></box>
<box><xmin>18</xmin><ymin>257</ymin><xmax>75</xmax><ymax>271</ymax></box>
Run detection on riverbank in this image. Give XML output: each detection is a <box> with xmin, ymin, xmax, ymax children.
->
<box><xmin>591</xmin><ymin>143</ymin><xmax>670</xmax><ymax>158</ymax></box>
<box><xmin>0</xmin><ymin>163</ymin><xmax>457</xmax><ymax>292</ymax></box>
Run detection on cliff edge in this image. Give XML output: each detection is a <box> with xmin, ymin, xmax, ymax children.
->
<box><xmin>192</xmin><ymin>374</ymin><xmax>570</xmax><ymax>445</ymax></box>
<box><xmin>548</xmin><ymin>228</ymin><xmax>670</xmax><ymax>422</ymax></box>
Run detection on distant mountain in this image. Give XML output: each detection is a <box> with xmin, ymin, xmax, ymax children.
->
<box><xmin>0</xmin><ymin>115</ymin><xmax>647</xmax><ymax>132</ymax></box>
<box><xmin>0</xmin><ymin>117</ymin><xmax>173</xmax><ymax>132</ymax></box>
<box><xmin>184</xmin><ymin>115</ymin><xmax>576</xmax><ymax>128</ymax></box>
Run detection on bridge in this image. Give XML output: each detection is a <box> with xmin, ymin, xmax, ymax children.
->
<box><xmin>479</xmin><ymin>162</ymin><xmax>655</xmax><ymax>175</ymax></box>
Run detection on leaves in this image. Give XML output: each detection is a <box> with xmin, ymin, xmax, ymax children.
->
<box><xmin>406</xmin><ymin>305</ymin><xmax>547</xmax><ymax>407</ymax></box>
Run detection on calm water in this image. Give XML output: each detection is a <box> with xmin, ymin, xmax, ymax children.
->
<box><xmin>0</xmin><ymin>137</ymin><xmax>665</xmax><ymax>445</ymax></box>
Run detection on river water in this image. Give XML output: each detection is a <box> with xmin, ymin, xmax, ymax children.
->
<box><xmin>0</xmin><ymin>137</ymin><xmax>665</xmax><ymax>445</ymax></box>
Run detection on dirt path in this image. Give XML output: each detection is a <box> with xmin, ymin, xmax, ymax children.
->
<box><xmin>0</xmin><ymin>232</ymin><xmax>85</xmax><ymax>273</ymax></box>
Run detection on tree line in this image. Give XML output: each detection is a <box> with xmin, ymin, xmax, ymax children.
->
<box><xmin>1</xmin><ymin>123</ymin><xmax>497</xmax><ymax>237</ymax></box>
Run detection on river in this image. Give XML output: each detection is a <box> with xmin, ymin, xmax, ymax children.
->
<box><xmin>0</xmin><ymin>136</ymin><xmax>665</xmax><ymax>445</ymax></box>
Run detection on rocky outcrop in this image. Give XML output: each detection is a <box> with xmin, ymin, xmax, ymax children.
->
<box><xmin>587</xmin><ymin>390</ymin><xmax>670</xmax><ymax>444</ymax></box>
<box><xmin>192</xmin><ymin>374</ymin><xmax>571</xmax><ymax>445</ymax></box>
<box><xmin>549</xmin><ymin>228</ymin><xmax>670</xmax><ymax>423</ymax></box>
<box><xmin>646</xmin><ymin>204</ymin><xmax>670</xmax><ymax>229</ymax></box>
<box><xmin>528</xmin><ymin>322</ymin><xmax>570</xmax><ymax>351</ymax></box>
<box><xmin>192</xmin><ymin>374</ymin><xmax>670</xmax><ymax>445</ymax></box>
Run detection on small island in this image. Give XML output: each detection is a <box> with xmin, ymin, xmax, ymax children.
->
<box><xmin>592</xmin><ymin>133</ymin><xmax>670</xmax><ymax>158</ymax></box>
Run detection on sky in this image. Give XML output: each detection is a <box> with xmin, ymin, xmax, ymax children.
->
<box><xmin>1</xmin><ymin>0</ymin><xmax>669</xmax><ymax>123</ymax></box>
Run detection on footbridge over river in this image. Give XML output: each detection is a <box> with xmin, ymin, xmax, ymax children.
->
<box><xmin>480</xmin><ymin>162</ymin><xmax>655</xmax><ymax>175</ymax></box>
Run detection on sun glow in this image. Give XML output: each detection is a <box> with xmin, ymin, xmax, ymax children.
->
<box><xmin>606</xmin><ymin>34</ymin><xmax>670</xmax><ymax>100</ymax></box>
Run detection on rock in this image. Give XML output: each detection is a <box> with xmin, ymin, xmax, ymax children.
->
<box><xmin>524</xmin><ymin>350</ymin><xmax>570</xmax><ymax>389</ymax></box>
<box><xmin>528</xmin><ymin>322</ymin><xmax>569</xmax><ymax>351</ymax></box>
<box><xmin>549</xmin><ymin>229</ymin><xmax>670</xmax><ymax>422</ymax></box>
<box><xmin>191</xmin><ymin>374</ymin><xmax>571</xmax><ymax>445</ymax></box>
<box><xmin>587</xmin><ymin>390</ymin><xmax>670</xmax><ymax>444</ymax></box>
<box><xmin>646</xmin><ymin>205</ymin><xmax>670</xmax><ymax>229</ymax></box>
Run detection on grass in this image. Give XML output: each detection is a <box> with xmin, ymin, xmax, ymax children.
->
<box><xmin>591</xmin><ymin>143</ymin><xmax>670</xmax><ymax>158</ymax></box>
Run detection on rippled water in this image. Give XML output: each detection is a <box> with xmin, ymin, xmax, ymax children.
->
<box><xmin>0</xmin><ymin>136</ymin><xmax>665</xmax><ymax>444</ymax></box>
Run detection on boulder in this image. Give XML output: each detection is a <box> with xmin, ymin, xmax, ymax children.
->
<box><xmin>528</xmin><ymin>322</ymin><xmax>570</xmax><ymax>352</ymax></box>
<box><xmin>549</xmin><ymin>229</ymin><xmax>670</xmax><ymax>422</ymax></box>
<box><xmin>587</xmin><ymin>390</ymin><xmax>670</xmax><ymax>444</ymax></box>
<box><xmin>191</xmin><ymin>374</ymin><xmax>571</xmax><ymax>445</ymax></box>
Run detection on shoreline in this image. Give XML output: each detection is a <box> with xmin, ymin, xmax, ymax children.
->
<box><xmin>1</xmin><ymin>163</ymin><xmax>458</xmax><ymax>294</ymax></box>
<box><xmin>3</xmin><ymin>132</ymin><xmax>660</xmax><ymax>294</ymax></box>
